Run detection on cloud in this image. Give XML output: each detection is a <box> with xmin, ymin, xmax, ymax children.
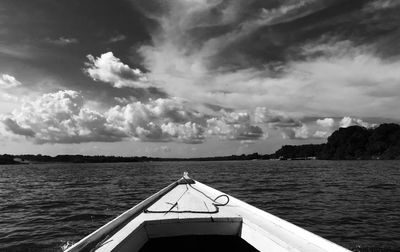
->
<box><xmin>283</xmin><ymin>38</ymin><xmax>400</xmax><ymax>118</ymax></box>
<box><xmin>126</xmin><ymin>1</ymin><xmax>400</xmax><ymax>122</ymax></box>
<box><xmin>0</xmin><ymin>87</ymin><xmax>381</xmax><ymax>145</ymax></box>
<box><xmin>2</xmin><ymin>89</ymin><xmax>209</xmax><ymax>144</ymax></box>
<box><xmin>339</xmin><ymin>116</ymin><xmax>377</xmax><ymax>129</ymax></box>
<box><xmin>281</xmin><ymin>124</ymin><xmax>310</xmax><ymax>140</ymax></box>
<box><xmin>2</xmin><ymin>118</ymin><xmax>35</xmax><ymax>137</ymax></box>
<box><xmin>84</xmin><ymin>52</ymin><xmax>149</xmax><ymax>88</ymax></box>
<box><xmin>313</xmin><ymin>130</ymin><xmax>330</xmax><ymax>138</ymax></box>
<box><xmin>3</xmin><ymin>89</ymin><xmax>281</xmax><ymax>144</ymax></box>
<box><xmin>253</xmin><ymin>111</ymin><xmax>370</xmax><ymax>140</ymax></box>
<box><xmin>254</xmin><ymin>107</ymin><xmax>302</xmax><ymax>128</ymax></box>
<box><xmin>278</xmin><ymin>116</ymin><xmax>377</xmax><ymax>140</ymax></box>
<box><xmin>253</xmin><ymin>107</ymin><xmax>320</xmax><ymax>139</ymax></box>
<box><xmin>364</xmin><ymin>0</ymin><xmax>400</xmax><ymax>11</ymax></box>
<box><xmin>45</xmin><ymin>37</ymin><xmax>79</xmax><ymax>46</ymax></box>
<box><xmin>2</xmin><ymin>90</ymin><xmax>210</xmax><ymax>144</ymax></box>
<box><xmin>161</xmin><ymin>122</ymin><xmax>205</xmax><ymax>144</ymax></box>
<box><xmin>0</xmin><ymin>74</ymin><xmax>21</xmax><ymax>88</ymax></box>
<box><xmin>313</xmin><ymin>118</ymin><xmax>336</xmax><ymax>138</ymax></box>
<box><xmin>207</xmin><ymin>110</ymin><xmax>265</xmax><ymax>141</ymax></box>
<box><xmin>107</xmin><ymin>34</ymin><xmax>127</xmax><ymax>43</ymax></box>
<box><xmin>316</xmin><ymin>118</ymin><xmax>335</xmax><ymax>128</ymax></box>
<box><xmin>4</xmin><ymin>0</ymin><xmax>399</xmax><ymax>151</ymax></box>
<box><xmin>133</xmin><ymin>0</ymin><xmax>334</xmax><ymax>108</ymax></box>
<box><xmin>2</xmin><ymin>90</ymin><xmax>126</xmax><ymax>144</ymax></box>
<box><xmin>106</xmin><ymin>97</ymin><xmax>207</xmax><ymax>143</ymax></box>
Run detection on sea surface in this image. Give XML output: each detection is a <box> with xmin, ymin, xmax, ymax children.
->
<box><xmin>0</xmin><ymin>160</ymin><xmax>399</xmax><ymax>252</ymax></box>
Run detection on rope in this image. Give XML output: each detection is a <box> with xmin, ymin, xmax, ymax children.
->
<box><xmin>144</xmin><ymin>184</ymin><xmax>229</xmax><ymax>214</ymax></box>
<box><xmin>213</xmin><ymin>194</ymin><xmax>230</xmax><ymax>206</ymax></box>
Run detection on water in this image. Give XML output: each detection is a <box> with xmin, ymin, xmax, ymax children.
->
<box><xmin>0</xmin><ymin>160</ymin><xmax>399</xmax><ymax>252</ymax></box>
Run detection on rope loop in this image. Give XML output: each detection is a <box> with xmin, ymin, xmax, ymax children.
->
<box><xmin>145</xmin><ymin>185</ymin><xmax>230</xmax><ymax>214</ymax></box>
<box><xmin>213</xmin><ymin>194</ymin><xmax>230</xmax><ymax>206</ymax></box>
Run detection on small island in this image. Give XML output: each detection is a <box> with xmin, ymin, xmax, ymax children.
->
<box><xmin>1</xmin><ymin>123</ymin><xmax>400</xmax><ymax>165</ymax></box>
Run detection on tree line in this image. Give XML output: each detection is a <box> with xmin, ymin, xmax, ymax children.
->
<box><xmin>273</xmin><ymin>123</ymin><xmax>400</xmax><ymax>160</ymax></box>
<box><xmin>1</xmin><ymin>123</ymin><xmax>400</xmax><ymax>164</ymax></box>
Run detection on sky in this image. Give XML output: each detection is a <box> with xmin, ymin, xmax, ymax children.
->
<box><xmin>0</xmin><ymin>0</ymin><xmax>399</xmax><ymax>157</ymax></box>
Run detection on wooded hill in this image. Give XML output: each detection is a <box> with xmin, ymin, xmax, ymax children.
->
<box><xmin>273</xmin><ymin>123</ymin><xmax>400</xmax><ymax>160</ymax></box>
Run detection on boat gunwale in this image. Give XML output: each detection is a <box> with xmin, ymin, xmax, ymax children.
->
<box><xmin>65</xmin><ymin>180</ymin><xmax>180</xmax><ymax>252</ymax></box>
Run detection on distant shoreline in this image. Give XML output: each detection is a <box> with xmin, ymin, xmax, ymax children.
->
<box><xmin>2</xmin><ymin>123</ymin><xmax>400</xmax><ymax>165</ymax></box>
<box><xmin>0</xmin><ymin>154</ymin><xmax>276</xmax><ymax>165</ymax></box>
<box><xmin>1</xmin><ymin>157</ymin><xmax>396</xmax><ymax>166</ymax></box>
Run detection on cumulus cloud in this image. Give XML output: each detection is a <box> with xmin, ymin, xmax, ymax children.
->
<box><xmin>339</xmin><ymin>116</ymin><xmax>377</xmax><ymax>129</ymax></box>
<box><xmin>106</xmin><ymin>97</ymin><xmax>206</xmax><ymax>143</ymax></box>
<box><xmin>281</xmin><ymin>124</ymin><xmax>310</xmax><ymax>140</ymax></box>
<box><xmin>313</xmin><ymin>118</ymin><xmax>336</xmax><ymax>138</ymax></box>
<box><xmin>207</xmin><ymin>110</ymin><xmax>264</xmax><ymax>141</ymax></box>
<box><xmin>2</xmin><ymin>90</ymin><xmax>126</xmax><ymax>144</ymax></box>
<box><xmin>316</xmin><ymin>118</ymin><xmax>335</xmax><ymax>128</ymax></box>
<box><xmin>253</xmin><ymin>107</ymin><xmax>315</xmax><ymax>139</ymax></box>
<box><xmin>0</xmin><ymin>74</ymin><xmax>21</xmax><ymax>88</ymax></box>
<box><xmin>278</xmin><ymin>120</ymin><xmax>333</xmax><ymax>140</ymax></box>
<box><xmin>84</xmin><ymin>52</ymin><xmax>149</xmax><ymax>88</ymax></box>
<box><xmin>254</xmin><ymin>107</ymin><xmax>302</xmax><ymax>128</ymax></box>
<box><xmin>253</xmin><ymin>111</ymin><xmax>367</xmax><ymax>140</ymax></box>
<box><xmin>162</xmin><ymin>122</ymin><xmax>205</xmax><ymax>144</ymax></box>
<box><xmin>278</xmin><ymin>116</ymin><xmax>377</xmax><ymax>140</ymax></box>
<box><xmin>4</xmin><ymin>89</ymin><xmax>290</xmax><ymax>144</ymax></box>
<box><xmin>1</xmin><ymin>90</ymin><xmax>210</xmax><ymax>144</ymax></box>
<box><xmin>0</xmin><ymin>87</ymin><xmax>380</xmax><ymax>145</ymax></box>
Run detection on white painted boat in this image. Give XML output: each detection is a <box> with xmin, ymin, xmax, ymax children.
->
<box><xmin>66</xmin><ymin>173</ymin><xmax>350</xmax><ymax>252</ymax></box>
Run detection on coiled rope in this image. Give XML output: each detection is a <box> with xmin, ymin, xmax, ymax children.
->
<box><xmin>144</xmin><ymin>183</ymin><xmax>229</xmax><ymax>215</ymax></box>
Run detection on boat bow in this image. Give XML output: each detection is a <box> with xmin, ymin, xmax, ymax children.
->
<box><xmin>66</xmin><ymin>173</ymin><xmax>351</xmax><ymax>252</ymax></box>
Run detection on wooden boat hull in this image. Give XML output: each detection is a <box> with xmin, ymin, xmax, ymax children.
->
<box><xmin>66</xmin><ymin>174</ymin><xmax>351</xmax><ymax>252</ymax></box>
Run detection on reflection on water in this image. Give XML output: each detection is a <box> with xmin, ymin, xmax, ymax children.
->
<box><xmin>0</xmin><ymin>160</ymin><xmax>399</xmax><ymax>251</ymax></box>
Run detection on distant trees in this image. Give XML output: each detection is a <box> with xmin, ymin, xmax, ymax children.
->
<box><xmin>320</xmin><ymin>126</ymin><xmax>371</xmax><ymax>159</ymax></box>
<box><xmin>15</xmin><ymin>155</ymin><xmax>153</xmax><ymax>163</ymax></box>
<box><xmin>275</xmin><ymin>124</ymin><xmax>400</xmax><ymax>160</ymax></box>
<box><xmin>0</xmin><ymin>153</ymin><xmax>271</xmax><ymax>165</ymax></box>
<box><xmin>1</xmin><ymin>123</ymin><xmax>400</xmax><ymax>164</ymax></box>
<box><xmin>274</xmin><ymin>144</ymin><xmax>324</xmax><ymax>159</ymax></box>
<box><xmin>0</xmin><ymin>154</ymin><xmax>18</xmax><ymax>164</ymax></box>
<box><xmin>366</xmin><ymin>123</ymin><xmax>400</xmax><ymax>159</ymax></box>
